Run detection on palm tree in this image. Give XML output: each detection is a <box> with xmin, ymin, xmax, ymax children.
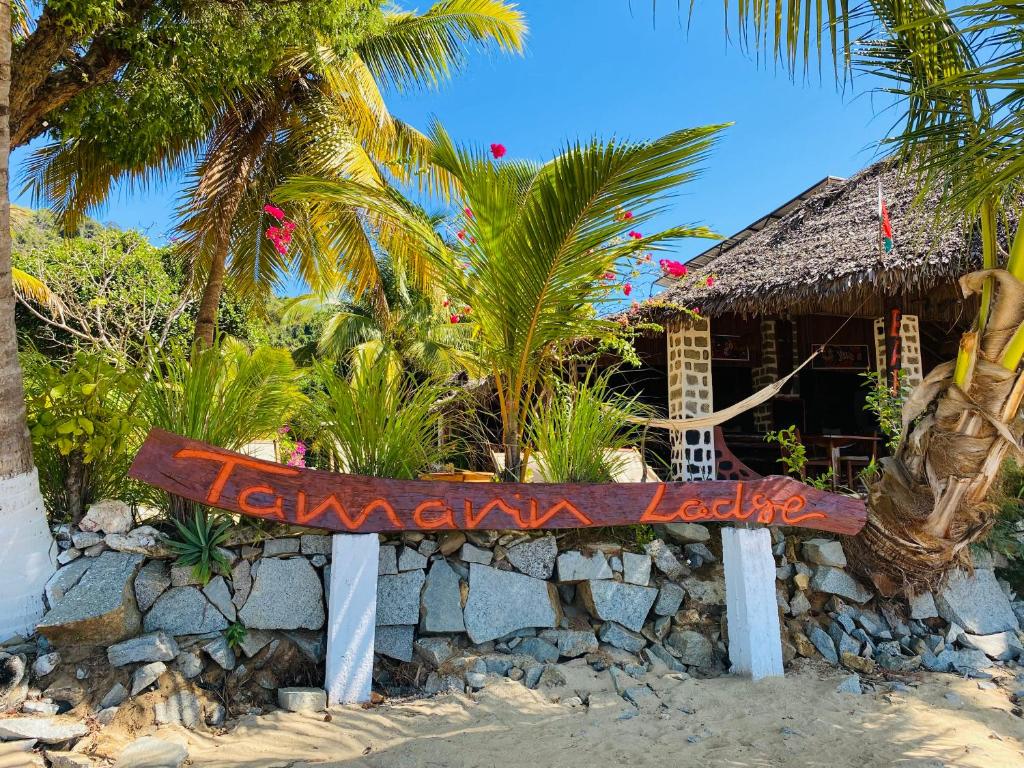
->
<box><xmin>285</xmin><ymin>249</ymin><xmax>476</xmax><ymax>379</ymax></box>
<box><xmin>26</xmin><ymin>0</ymin><xmax>526</xmax><ymax>347</ymax></box>
<box><xmin>693</xmin><ymin>0</ymin><xmax>1024</xmax><ymax>591</ymax></box>
<box><xmin>282</xmin><ymin>122</ymin><xmax>727</xmax><ymax>479</ymax></box>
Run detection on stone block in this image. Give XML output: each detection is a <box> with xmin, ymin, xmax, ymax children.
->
<box><xmin>277</xmin><ymin>687</ymin><xmax>327</xmax><ymax>713</ymax></box>
<box><xmin>463</xmin><ymin>564</ymin><xmax>560</xmax><ymax>643</ymax></box>
<box><xmin>578</xmin><ymin>580</ymin><xmax>657</xmax><ymax>632</ymax></box>
<box><xmin>238</xmin><ymin>557</ymin><xmax>325</xmax><ymax>630</ymax></box>
<box><xmin>507</xmin><ymin>536</ymin><xmax>557</xmax><ymax>579</ymax></box>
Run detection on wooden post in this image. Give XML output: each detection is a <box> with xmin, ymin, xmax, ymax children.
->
<box><xmin>325</xmin><ymin>533</ymin><xmax>379</xmax><ymax>705</ymax></box>
<box><xmin>721</xmin><ymin>526</ymin><xmax>784</xmax><ymax>680</ymax></box>
<box><xmin>884</xmin><ymin>303</ymin><xmax>903</xmax><ymax>395</ymax></box>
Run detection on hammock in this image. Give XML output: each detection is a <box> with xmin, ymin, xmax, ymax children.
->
<box><xmin>625</xmin><ymin>348</ymin><xmax>821</xmax><ymax>431</ymax></box>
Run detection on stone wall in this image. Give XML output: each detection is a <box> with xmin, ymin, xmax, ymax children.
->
<box><xmin>666</xmin><ymin>318</ymin><xmax>715</xmax><ymax>481</ymax></box>
<box><xmin>751</xmin><ymin>319</ymin><xmax>778</xmax><ymax>433</ymax></box>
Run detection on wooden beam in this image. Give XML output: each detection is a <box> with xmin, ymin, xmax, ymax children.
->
<box><xmin>129</xmin><ymin>429</ymin><xmax>867</xmax><ymax>535</ymax></box>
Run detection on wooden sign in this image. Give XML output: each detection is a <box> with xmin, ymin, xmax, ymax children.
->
<box><xmin>811</xmin><ymin>343</ymin><xmax>870</xmax><ymax>371</ymax></box>
<box><xmin>129</xmin><ymin>429</ymin><xmax>866</xmax><ymax>535</ymax></box>
<box><xmin>884</xmin><ymin>304</ymin><xmax>903</xmax><ymax>394</ymax></box>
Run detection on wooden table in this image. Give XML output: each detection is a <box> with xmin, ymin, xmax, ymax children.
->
<box><xmin>804</xmin><ymin>434</ymin><xmax>881</xmax><ymax>489</ymax></box>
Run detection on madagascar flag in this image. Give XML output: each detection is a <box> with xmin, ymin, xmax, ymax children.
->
<box><xmin>879</xmin><ymin>183</ymin><xmax>894</xmax><ymax>253</ymax></box>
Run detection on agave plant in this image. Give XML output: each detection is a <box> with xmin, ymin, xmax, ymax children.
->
<box><xmin>164</xmin><ymin>509</ymin><xmax>233</xmax><ymax>585</ymax></box>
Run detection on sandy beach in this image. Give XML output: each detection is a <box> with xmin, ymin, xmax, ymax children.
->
<box><xmin>83</xmin><ymin>662</ymin><xmax>1024</xmax><ymax>768</ymax></box>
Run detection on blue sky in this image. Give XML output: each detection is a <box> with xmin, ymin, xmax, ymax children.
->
<box><xmin>12</xmin><ymin>0</ymin><xmax>894</xmax><ymax>299</ymax></box>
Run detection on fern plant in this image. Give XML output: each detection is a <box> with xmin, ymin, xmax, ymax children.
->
<box><xmin>164</xmin><ymin>510</ymin><xmax>233</xmax><ymax>585</ymax></box>
<box><xmin>225</xmin><ymin>621</ymin><xmax>248</xmax><ymax>651</ymax></box>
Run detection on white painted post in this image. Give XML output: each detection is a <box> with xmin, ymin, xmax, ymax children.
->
<box><xmin>325</xmin><ymin>533</ymin><xmax>379</xmax><ymax>705</ymax></box>
<box><xmin>721</xmin><ymin>526</ymin><xmax>784</xmax><ymax>680</ymax></box>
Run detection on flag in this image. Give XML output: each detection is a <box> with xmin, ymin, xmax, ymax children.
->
<box><xmin>878</xmin><ymin>183</ymin><xmax>894</xmax><ymax>253</ymax></box>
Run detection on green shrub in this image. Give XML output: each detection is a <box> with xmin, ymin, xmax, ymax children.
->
<box><xmin>307</xmin><ymin>360</ymin><xmax>451</xmax><ymax>479</ymax></box>
<box><xmin>22</xmin><ymin>348</ymin><xmax>148</xmax><ymax>522</ymax></box>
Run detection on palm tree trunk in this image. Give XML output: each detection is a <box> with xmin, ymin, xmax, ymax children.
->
<box><xmin>0</xmin><ymin>0</ymin><xmax>56</xmax><ymax>638</ymax></box>
<box><xmin>850</xmin><ymin>268</ymin><xmax>1024</xmax><ymax>595</ymax></box>
<box><xmin>192</xmin><ymin>178</ymin><xmax>248</xmax><ymax>348</ymax></box>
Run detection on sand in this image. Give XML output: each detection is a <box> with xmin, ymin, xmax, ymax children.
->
<box><xmin>94</xmin><ymin>662</ymin><xmax>1024</xmax><ymax>768</ymax></box>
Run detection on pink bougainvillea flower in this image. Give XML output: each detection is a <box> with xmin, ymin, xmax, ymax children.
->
<box><xmin>693</xmin><ymin>307</ymin><xmax>701</xmax><ymax>315</ymax></box>
<box><xmin>457</xmin><ymin>230</ymin><xmax>466</xmax><ymax>240</ymax></box>
<box><xmin>628</xmin><ymin>231</ymin><xmax>642</xmax><ymax>240</ymax></box>
<box><xmin>283</xmin><ymin>220</ymin><xmax>296</xmax><ymax>233</ymax></box>
<box><xmin>442</xmin><ymin>299</ymin><xmax>450</xmax><ymax>307</ymax></box>
<box><xmin>263</xmin><ymin>204</ymin><xmax>285</xmax><ymax>220</ymax></box>
<box><xmin>706</xmin><ymin>275</ymin><xmax>715</xmax><ymax>287</ymax></box>
<box><xmin>623</xmin><ymin>283</ymin><xmax>632</xmax><ymax>296</ymax></box>
<box><xmin>470</xmin><ymin>236</ymin><xmax>477</xmax><ymax>245</ymax></box>
<box><xmin>295</xmin><ymin>442</ymin><xmax>307</xmax><ymax>455</ymax></box>
<box><xmin>603</xmin><ymin>272</ymin><xmax>615</xmax><ymax>280</ymax></box>
<box><xmin>658</xmin><ymin>259</ymin><xmax>688</xmax><ymax>278</ymax></box>
<box><xmin>278</xmin><ymin>425</ymin><xmax>290</xmax><ymax>435</ymax></box>
<box><xmin>490</xmin><ymin>143</ymin><xmax>507</xmax><ymax>159</ymax></box>
<box><xmin>464</xmin><ymin>207</ymin><xmax>473</xmax><ymax>219</ymax></box>
<box><xmin>450</xmin><ymin>314</ymin><xmax>460</xmax><ymax>324</ymax></box>
<box><xmin>623</xmin><ymin>211</ymin><xmax>634</xmax><ymax>220</ymax></box>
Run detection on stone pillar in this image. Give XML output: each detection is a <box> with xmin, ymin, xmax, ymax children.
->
<box><xmin>873</xmin><ymin>314</ymin><xmax>923</xmax><ymax>391</ymax></box>
<box><xmin>666</xmin><ymin>318</ymin><xmax>716</xmax><ymax>481</ymax></box>
<box><xmin>721</xmin><ymin>526</ymin><xmax>784</xmax><ymax>680</ymax></box>
<box><xmin>751</xmin><ymin>320</ymin><xmax>778</xmax><ymax>433</ymax></box>
<box><xmin>325</xmin><ymin>533</ymin><xmax>379</xmax><ymax>705</ymax></box>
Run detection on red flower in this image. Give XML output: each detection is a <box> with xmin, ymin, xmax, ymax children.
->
<box><xmin>470</xmin><ymin>236</ymin><xmax>477</xmax><ymax>245</ymax></box>
<box><xmin>490</xmin><ymin>143</ymin><xmax>507</xmax><ymax>159</ymax></box>
<box><xmin>658</xmin><ymin>259</ymin><xmax>687</xmax><ymax>278</ymax></box>
<box><xmin>623</xmin><ymin>211</ymin><xmax>634</xmax><ymax>220</ymax></box>
<box><xmin>450</xmin><ymin>315</ymin><xmax>460</xmax><ymax>324</ymax></box>
<box><xmin>442</xmin><ymin>299</ymin><xmax>450</xmax><ymax>307</ymax></box>
<box><xmin>464</xmin><ymin>207</ymin><xmax>473</xmax><ymax>219</ymax></box>
<box><xmin>705</xmin><ymin>275</ymin><xmax>715</xmax><ymax>287</ymax></box>
<box><xmin>693</xmin><ymin>307</ymin><xmax>701</xmax><ymax>315</ymax></box>
<box><xmin>263</xmin><ymin>204</ymin><xmax>285</xmax><ymax>220</ymax></box>
<box><xmin>457</xmin><ymin>230</ymin><xmax>466</xmax><ymax>240</ymax></box>
<box><xmin>628</xmin><ymin>231</ymin><xmax>642</xmax><ymax>240</ymax></box>
<box><xmin>623</xmin><ymin>283</ymin><xmax>632</xmax><ymax>296</ymax></box>
<box><xmin>603</xmin><ymin>272</ymin><xmax>615</xmax><ymax>280</ymax></box>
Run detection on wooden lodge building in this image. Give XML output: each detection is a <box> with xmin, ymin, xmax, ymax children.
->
<box><xmin>617</xmin><ymin>160</ymin><xmax>981</xmax><ymax>484</ymax></box>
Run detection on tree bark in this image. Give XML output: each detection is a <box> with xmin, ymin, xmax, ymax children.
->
<box><xmin>850</xmin><ymin>269</ymin><xmax>1024</xmax><ymax>595</ymax></box>
<box><xmin>0</xmin><ymin>0</ymin><xmax>34</xmax><ymax>481</ymax></box>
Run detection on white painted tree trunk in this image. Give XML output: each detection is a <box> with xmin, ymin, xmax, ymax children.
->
<box><xmin>721</xmin><ymin>526</ymin><xmax>784</xmax><ymax>680</ymax></box>
<box><xmin>0</xmin><ymin>468</ymin><xmax>56</xmax><ymax>641</ymax></box>
<box><xmin>325</xmin><ymin>533</ymin><xmax>379</xmax><ymax>705</ymax></box>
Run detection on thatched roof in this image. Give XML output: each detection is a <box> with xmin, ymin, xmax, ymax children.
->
<box><xmin>642</xmin><ymin>159</ymin><xmax>982</xmax><ymax>320</ymax></box>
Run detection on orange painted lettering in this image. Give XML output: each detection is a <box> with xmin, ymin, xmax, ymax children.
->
<box><xmin>174</xmin><ymin>448</ymin><xmax>299</xmax><ymax>505</ymax></box>
<box><xmin>238</xmin><ymin>485</ymin><xmax>284</xmax><ymax>521</ymax></box>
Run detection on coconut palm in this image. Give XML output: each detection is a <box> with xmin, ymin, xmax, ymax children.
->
<box><xmin>285</xmin><ymin>249</ymin><xmax>476</xmax><ymax>378</ymax></box>
<box><xmin>694</xmin><ymin>0</ymin><xmax>1024</xmax><ymax>591</ymax></box>
<box><xmin>25</xmin><ymin>0</ymin><xmax>526</xmax><ymax>347</ymax></box>
<box><xmin>282</xmin><ymin>122</ymin><xmax>726</xmax><ymax>479</ymax></box>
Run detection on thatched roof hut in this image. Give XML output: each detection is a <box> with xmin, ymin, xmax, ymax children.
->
<box><xmin>642</xmin><ymin>159</ymin><xmax>980</xmax><ymax>321</ymax></box>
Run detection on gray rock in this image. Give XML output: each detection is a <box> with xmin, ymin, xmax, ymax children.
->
<box><xmin>230</xmin><ymin>560</ymin><xmax>252</xmax><ymax>610</ymax></box>
<box><xmin>418</xmin><ymin>540</ymin><xmax>438</xmax><ymax>557</ymax></box>
<box><xmin>810</xmin><ymin>567</ymin><xmax>872</xmax><ymax>604</ymax></box>
<box><xmin>507</xmin><ymin>537</ymin><xmax>557</xmax><ymax>579</ymax></box>
<box><xmin>1</xmin><ymin>653</ymin><xmax>28</xmax><ymax>711</ymax></box>
<box><xmin>681</xmin><ymin>575</ymin><xmax>726</xmax><ymax>606</ymax></box>
<box><xmin>99</xmin><ymin>682</ymin><xmax>127</xmax><ymax>709</ymax></box>
<box><xmin>578</xmin><ymin>580</ymin><xmax>657</xmax><ymax>632</ymax></box>
<box><xmin>684</xmin><ymin>542</ymin><xmax>716</xmax><ymax>568</ymax></box>
<box><xmin>80</xmin><ymin>499</ymin><xmax>133</xmax><ymax>535</ymax></box>
<box><xmin>263</xmin><ymin>538</ymin><xmax>300</xmax><ymax>557</ymax></box>
<box><xmin>202</xmin><ymin>636</ymin><xmax>236</xmax><ymax>670</ymax></box>
<box><xmin>557</xmin><ymin>551</ymin><xmax>612</xmax><ymax>582</ymax></box>
<box><xmin>238</xmin><ymin>557</ymin><xmax>325</xmax><ymax>630</ymax></box>
<box><xmin>835</xmin><ymin>675</ymin><xmax>862</xmax><ymax>695</ymax></box>
<box><xmin>622</xmin><ymin>553</ymin><xmax>652</xmax><ymax>586</ymax></box>
<box><xmin>130</xmin><ymin>661</ymin><xmax>166</xmax><ymax>696</ymax></box>
<box><xmin>169</xmin><ymin>564</ymin><xmax>202</xmax><ymax>588</ymax></box>
<box><xmin>44</xmin><ymin>752</ymin><xmax>94</xmax><ymax>768</ymax></box>
<box><xmin>909</xmin><ymin>591</ymin><xmax>938</xmax><ymax>620</ymax></box>
<box><xmin>539</xmin><ymin>629</ymin><xmax>598</xmax><ymax>658</ymax></box>
<box><xmin>105</xmin><ymin>526</ymin><xmax>166</xmax><ymax>557</ymax></box>
<box><xmin>653</xmin><ymin>583</ymin><xmax>685</xmax><ymax>616</ymax></box>
<box><xmin>56</xmin><ymin>548</ymin><xmax>81</xmax><ymax>566</ymax></box>
<box><xmin>205</xmin><ymin>702</ymin><xmax>226</xmax><ymax>727</ymax></box>
<box><xmin>516</xmin><ymin>637</ymin><xmax>559</xmax><ymax>663</ymax></box>
<box><xmin>667</xmin><ymin>630</ymin><xmax>713</xmax><ymax>667</ymax></box>
<box><xmin>202</xmin><ymin>576</ymin><xmax>236</xmax><ymax>622</ymax></box>
<box><xmin>643</xmin><ymin>643</ymin><xmax>686</xmax><ymax>672</ymax></box>
<box><xmin>802</xmin><ymin>538</ymin><xmax>847</xmax><ymax>568</ymax></box>
<box><xmin>37</xmin><ymin>552</ymin><xmax>144</xmax><ymax>645</ymax></box>
<box><xmin>374</xmin><ymin>625</ymin><xmax>415</xmax><ymax>662</ymax></box>
<box><xmin>284</xmin><ymin>630</ymin><xmax>326</xmax><ymax>662</ymax></box>
<box><xmin>936</xmin><ymin>569</ymin><xmax>1020</xmax><ymax>635</ymax></box>
<box><xmin>414</xmin><ymin>637</ymin><xmax>456</xmax><ymax>667</ymax></box>
<box><xmin>22</xmin><ymin>700</ymin><xmax>59</xmax><ymax>716</ymax></box>
<box><xmin>300</xmin><ymin>535</ymin><xmax>332</xmax><ymax>556</ymax></box>
<box><xmin>311</xmin><ymin>555</ymin><xmax>327</xmax><ymax>568</ymax></box>
<box><xmin>174</xmin><ymin>651</ymin><xmax>203</xmax><ymax>680</ymax></box>
<box><xmin>154</xmin><ymin>690</ymin><xmax>201</xmax><ymax>729</ymax></box>
<box><xmin>828</xmin><ymin>622</ymin><xmax>861</xmax><ymax>656</ymax></box>
<box><xmin>144</xmin><ymin>587</ymin><xmax>229</xmax><ymax>636</ymax></box>
<box><xmin>789</xmin><ymin>591</ymin><xmax>812</xmax><ymax>616</ymax></box>
<box><xmin>609</xmin><ymin>555</ymin><xmax>623</xmax><ymax>573</ymax></box>
<box><xmin>0</xmin><ymin>717</ymin><xmax>88</xmax><ymax>744</ymax></box>
<box><xmin>107</xmin><ymin>633</ymin><xmax>178</xmax><ymax>667</ymax></box>
<box><xmin>464</xmin><ymin>671</ymin><xmax>487</xmax><ymax>689</ymax></box>
<box><xmin>463</xmin><ymin>564</ymin><xmax>560</xmax><ymax>643</ymax></box>
<box><xmin>71</xmin><ymin>531</ymin><xmax>103</xmax><ymax>550</ymax></box>
<box><xmin>644</xmin><ymin>540</ymin><xmax>686</xmax><ymax>579</ymax></box>
<box><xmin>378</xmin><ymin>545</ymin><xmax>399</xmax><ymax>576</ymax></box>
<box><xmin>398</xmin><ymin>547</ymin><xmax>428</xmax><ymax>571</ymax></box>
<box><xmin>277</xmin><ymin>687</ymin><xmax>326</xmax><ymax>713</ymax></box>
<box><xmin>663</xmin><ymin>523</ymin><xmax>710</xmax><ymax>544</ymax></box>
<box><xmin>523</xmin><ymin>665</ymin><xmax>544</xmax><ymax>689</ymax></box>
<box><xmin>33</xmin><ymin>651</ymin><xmax>60</xmax><ymax>677</ymax></box>
<box><xmin>959</xmin><ymin>631</ymin><xmax>1023</xmax><ymax>660</ymax></box>
<box><xmin>459</xmin><ymin>543</ymin><xmax>493</xmax><ymax>565</ymax></box>
<box><xmin>236</xmin><ymin>628</ymin><xmax>273</xmax><ymax>658</ymax></box>
<box><xmin>377</xmin><ymin>570</ymin><xmax>426</xmax><ymax>626</ymax></box>
<box><xmin>420</xmin><ymin>559</ymin><xmax>464</xmax><ymax>633</ymax></box>
<box><xmin>133</xmin><ymin>561</ymin><xmax>170</xmax><ymax>613</ymax></box>
<box><xmin>44</xmin><ymin>558</ymin><xmax>94</xmax><ymax>608</ymax></box>
<box><xmin>599</xmin><ymin>622</ymin><xmax>647</xmax><ymax>653</ymax></box>
<box><xmin>115</xmin><ymin>737</ymin><xmax>188</xmax><ymax>768</ymax></box>
<box><xmin>807</xmin><ymin>625</ymin><xmax>839</xmax><ymax>664</ymax></box>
